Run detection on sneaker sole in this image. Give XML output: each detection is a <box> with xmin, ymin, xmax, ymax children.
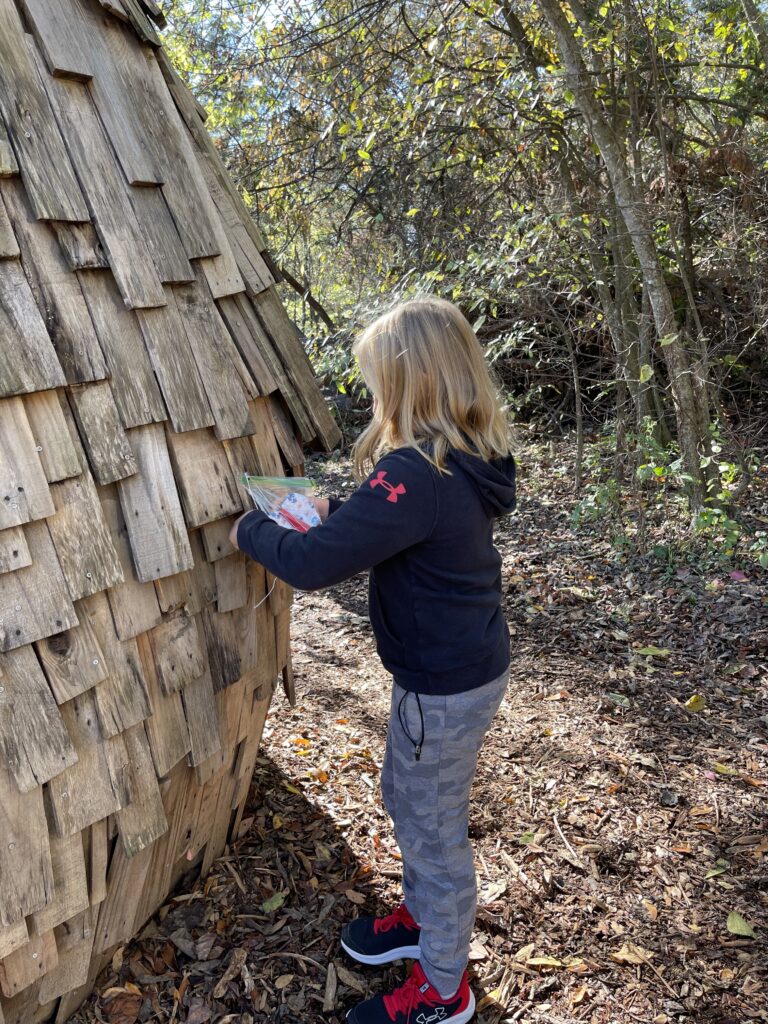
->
<box><xmin>339</xmin><ymin>936</ymin><xmax>422</xmax><ymax>965</ymax></box>
<box><xmin>346</xmin><ymin>988</ymin><xmax>476</xmax><ymax>1022</ymax></box>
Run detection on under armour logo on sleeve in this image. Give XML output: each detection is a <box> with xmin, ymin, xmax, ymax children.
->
<box><xmin>370</xmin><ymin>470</ymin><xmax>407</xmax><ymax>503</ymax></box>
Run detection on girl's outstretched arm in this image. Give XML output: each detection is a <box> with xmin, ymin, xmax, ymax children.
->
<box><xmin>230</xmin><ymin>449</ymin><xmax>436</xmax><ymax>591</ymax></box>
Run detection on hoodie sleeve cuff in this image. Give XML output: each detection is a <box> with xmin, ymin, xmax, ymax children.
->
<box><xmin>327</xmin><ymin>497</ymin><xmax>344</xmax><ymax>516</ymax></box>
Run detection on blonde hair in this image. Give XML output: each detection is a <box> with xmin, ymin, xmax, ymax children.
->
<box><xmin>352</xmin><ymin>296</ymin><xmax>512</xmax><ymax>478</ymax></box>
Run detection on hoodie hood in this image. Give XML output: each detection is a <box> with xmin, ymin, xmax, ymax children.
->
<box><xmin>449</xmin><ymin>450</ymin><xmax>517</xmax><ymax>517</ymax></box>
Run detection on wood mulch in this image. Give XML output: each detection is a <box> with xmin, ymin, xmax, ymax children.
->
<box><xmin>77</xmin><ymin>441</ymin><xmax>767</xmax><ymax>1024</ymax></box>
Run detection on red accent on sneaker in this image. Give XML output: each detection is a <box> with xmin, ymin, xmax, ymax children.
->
<box><xmin>373</xmin><ymin>902</ymin><xmax>419</xmax><ymax>936</ymax></box>
<box><xmin>383</xmin><ymin>963</ymin><xmax>444</xmax><ymax>1022</ymax></box>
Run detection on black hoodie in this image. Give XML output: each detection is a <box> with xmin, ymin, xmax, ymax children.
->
<box><xmin>236</xmin><ymin>446</ymin><xmax>516</xmax><ymax>695</ymax></box>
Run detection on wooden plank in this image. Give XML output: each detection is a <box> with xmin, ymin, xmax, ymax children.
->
<box><xmin>51</xmin><ymin>222</ymin><xmax>107</xmax><ymax>271</ymax></box>
<box><xmin>88</xmin><ymin>819</ymin><xmax>108</xmax><ymax>906</ymax></box>
<box><xmin>172</xmin><ymin>273</ymin><xmax>255</xmax><ymax>439</ymax></box>
<box><xmin>115</xmin><ymin>723</ymin><xmax>168</xmax><ymax>857</ymax></box>
<box><xmin>78</xmin><ymin>270</ymin><xmax>166</xmax><ymax>428</ymax></box>
<box><xmin>47</xmin><ymin>693</ymin><xmax>130</xmax><ymax>837</ymax></box>
<box><xmin>0</xmin><ymin>119</ymin><xmax>19</xmax><ymax>177</ymax></box>
<box><xmin>214</xmin><ymin>554</ymin><xmax>247</xmax><ymax>614</ymax></box>
<box><xmin>148</xmin><ymin>613</ymin><xmax>205</xmax><ymax>695</ymax></box>
<box><xmin>200</xmin><ymin>607</ymin><xmax>241</xmax><ymax>694</ymax></box>
<box><xmin>96</xmin><ymin>0</ymin><xmax>128</xmax><ymax>22</ymax></box>
<box><xmin>153</xmin><ymin>528</ymin><xmax>215</xmax><ymax>618</ymax></box>
<box><xmin>0</xmin><ymin>6</ymin><xmax>88</xmax><ymax>222</ymax></box>
<box><xmin>1</xmin><ymin>178</ymin><xmax>106</xmax><ymax>385</ymax></box>
<box><xmin>180</xmin><ymin>668</ymin><xmax>221</xmax><ymax>767</ymax></box>
<box><xmin>0</xmin><ymin>260</ymin><xmax>65</xmax><ymax>398</ymax></box>
<box><xmin>0</xmin><ymin>521</ymin><xmax>78</xmax><ymax>654</ymax></box>
<box><xmin>0</xmin><ymin>931</ymin><xmax>57</xmax><ymax>998</ymax></box>
<box><xmin>68</xmin><ymin>382</ymin><xmax>137</xmax><ymax>484</ymax></box>
<box><xmin>117</xmin><ymin>424</ymin><xmax>194</xmax><ymax>583</ymax></box>
<box><xmin>99</xmin><ymin>485</ymin><xmax>162</xmax><ymax>640</ymax></box>
<box><xmin>165</xmin><ymin>426</ymin><xmax>242</xmax><ymax>528</ymax></box>
<box><xmin>0</xmin><ymin>528</ymin><xmax>31</xmax><ymax>575</ymax></box>
<box><xmin>0</xmin><ymin>920</ymin><xmax>28</xmax><ymax>962</ymax></box>
<box><xmin>93</xmin><ymin>842</ymin><xmax>152</xmax><ymax>955</ymax></box>
<box><xmin>39</xmin><ymin>70</ymin><xmax>166</xmax><ymax>309</ymax></box>
<box><xmin>29</xmin><ymin>833</ymin><xmax>89</xmax><ymax>936</ymax></box>
<box><xmin>35</xmin><ymin>613</ymin><xmax>109</xmax><ymax>705</ymax></box>
<box><xmin>19</xmin><ymin>0</ymin><xmax>94</xmax><ymax>80</ymax></box>
<box><xmin>80</xmin><ymin>592</ymin><xmax>150</xmax><ymax>738</ymax></box>
<box><xmin>0</xmin><ymin>765</ymin><xmax>53</xmax><ymax>926</ymax></box>
<box><xmin>128</xmin><ymin>185</ymin><xmax>195</xmax><ymax>284</ymax></box>
<box><xmin>200</xmin><ymin>517</ymin><xmax>237</xmax><ymax>563</ymax></box>
<box><xmin>38</xmin><ymin>916</ymin><xmax>95</xmax><ymax>1003</ymax></box>
<box><xmin>47</xmin><ymin>472</ymin><xmax>124</xmax><ymax>602</ymax></box>
<box><xmin>253</xmin><ymin>287</ymin><xmax>341</xmax><ymax>450</ymax></box>
<box><xmin>137</xmin><ymin>632</ymin><xmax>190</xmax><ymax>777</ymax></box>
<box><xmin>268</xmin><ymin>574</ymin><xmax>293</xmax><ymax>618</ymax></box>
<box><xmin>120</xmin><ymin>0</ymin><xmax>162</xmax><ymax>47</ymax></box>
<box><xmin>23</xmin><ymin>390</ymin><xmax>81</xmax><ymax>483</ymax></box>
<box><xmin>135</xmin><ymin>293</ymin><xmax>214</xmax><ymax>433</ymax></box>
<box><xmin>0</xmin><ymin>397</ymin><xmax>55</xmax><ymax>530</ymax></box>
<box><xmin>234</xmin><ymin>560</ymin><xmax>268</xmax><ymax>684</ymax></box>
<box><xmin>275</xmin><ymin>607</ymin><xmax>291</xmax><ymax>675</ymax></box>
<box><xmin>0</xmin><ymin>192</ymin><xmax>19</xmax><ymax>259</ymax></box>
<box><xmin>244</xmin><ymin>397</ymin><xmax>285</xmax><ymax>476</ymax></box>
<box><xmin>268</xmin><ymin>394</ymin><xmax>305</xmax><ymax>467</ymax></box>
<box><xmin>217</xmin><ymin>295</ymin><xmax>275</xmax><ymax>396</ymax></box>
<box><xmin>0</xmin><ymin>645</ymin><xmax>77</xmax><ymax>792</ymax></box>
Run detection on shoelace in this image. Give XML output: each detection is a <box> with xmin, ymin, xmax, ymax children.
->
<box><xmin>383</xmin><ymin>972</ymin><xmax>441</xmax><ymax>1022</ymax></box>
<box><xmin>373</xmin><ymin>903</ymin><xmax>418</xmax><ymax>935</ymax></box>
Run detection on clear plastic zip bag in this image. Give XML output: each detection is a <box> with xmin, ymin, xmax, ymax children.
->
<box><xmin>240</xmin><ymin>474</ymin><xmax>321</xmax><ymax>533</ymax></box>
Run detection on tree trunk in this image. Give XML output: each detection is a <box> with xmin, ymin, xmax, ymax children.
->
<box><xmin>535</xmin><ymin>0</ymin><xmax>713</xmax><ymax>507</ymax></box>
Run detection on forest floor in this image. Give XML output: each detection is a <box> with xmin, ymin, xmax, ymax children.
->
<box><xmin>83</xmin><ymin>440</ymin><xmax>767</xmax><ymax>1024</ymax></box>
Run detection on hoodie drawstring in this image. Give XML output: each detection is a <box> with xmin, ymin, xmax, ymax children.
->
<box><xmin>397</xmin><ymin>691</ymin><xmax>425</xmax><ymax>761</ymax></box>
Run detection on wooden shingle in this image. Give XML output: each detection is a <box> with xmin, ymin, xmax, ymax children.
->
<box><xmin>0</xmin><ymin>260</ymin><xmax>66</xmax><ymax>398</ymax></box>
<box><xmin>0</xmin><ymin>397</ymin><xmax>55</xmax><ymax>530</ymax></box>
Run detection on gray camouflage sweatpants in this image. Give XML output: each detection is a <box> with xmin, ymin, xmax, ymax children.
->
<box><xmin>380</xmin><ymin>668</ymin><xmax>509</xmax><ymax>997</ymax></box>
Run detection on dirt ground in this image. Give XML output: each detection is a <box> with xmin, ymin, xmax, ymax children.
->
<box><xmin>81</xmin><ymin>441</ymin><xmax>767</xmax><ymax>1024</ymax></box>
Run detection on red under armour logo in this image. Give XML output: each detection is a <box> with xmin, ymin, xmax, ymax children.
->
<box><xmin>370</xmin><ymin>470</ymin><xmax>406</xmax><ymax>503</ymax></box>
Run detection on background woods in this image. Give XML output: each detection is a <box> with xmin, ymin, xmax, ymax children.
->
<box><xmin>166</xmin><ymin>0</ymin><xmax>768</xmax><ymax>523</ymax></box>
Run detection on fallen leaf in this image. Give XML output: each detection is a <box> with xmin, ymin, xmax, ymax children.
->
<box><xmin>636</xmin><ymin>646</ymin><xmax>672</xmax><ymax>657</ymax></box>
<box><xmin>275</xmin><ymin>973</ymin><xmax>294</xmax><ymax>990</ymax></box>
<box><xmin>684</xmin><ymin>693</ymin><xmax>707</xmax><ymax>712</ymax></box>
<box><xmin>102</xmin><ymin>992</ymin><xmax>141</xmax><ymax>1024</ymax></box>
<box><xmin>345</xmin><ymin>889</ymin><xmax>366</xmax><ymax>905</ymax></box>
<box><xmin>476</xmin><ymin>989</ymin><xmax>502</xmax><ymax>1011</ymax></box>
<box><xmin>334</xmin><ymin>962</ymin><xmax>366</xmax><ymax>993</ymax></box>
<box><xmin>260</xmin><ymin>892</ymin><xmax>286</xmax><ymax>913</ymax></box>
<box><xmin>726</xmin><ymin>911</ymin><xmax>756</xmax><ymax>937</ymax></box>
<box><xmin>610</xmin><ymin>942</ymin><xmax>654</xmax><ymax>965</ymax></box>
<box><xmin>713</xmin><ymin>762</ymin><xmax>740</xmax><ymax>776</ymax></box>
<box><xmin>212</xmin><ymin>948</ymin><xmax>248</xmax><ymax>999</ymax></box>
<box><xmin>526</xmin><ymin>955</ymin><xmax>563</xmax><ymax>968</ymax></box>
<box><xmin>642</xmin><ymin>899</ymin><xmax>658</xmax><ymax>921</ymax></box>
<box><xmin>570</xmin><ymin>983</ymin><xmax>590</xmax><ymax>1006</ymax></box>
<box><xmin>514</xmin><ymin>943</ymin><xmax>536</xmax><ymax>962</ymax></box>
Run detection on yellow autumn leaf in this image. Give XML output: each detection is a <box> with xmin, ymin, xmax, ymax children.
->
<box><xmin>684</xmin><ymin>693</ymin><xmax>707</xmax><ymax>712</ymax></box>
<box><xmin>611</xmin><ymin>942</ymin><xmax>654</xmax><ymax>965</ymax></box>
<box><xmin>526</xmin><ymin>955</ymin><xmax>563</xmax><ymax>968</ymax></box>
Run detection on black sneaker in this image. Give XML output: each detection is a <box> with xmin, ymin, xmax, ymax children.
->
<box><xmin>340</xmin><ymin>902</ymin><xmax>421</xmax><ymax>965</ymax></box>
<box><xmin>346</xmin><ymin>960</ymin><xmax>475</xmax><ymax>1024</ymax></box>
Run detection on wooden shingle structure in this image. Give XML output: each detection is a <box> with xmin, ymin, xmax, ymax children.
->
<box><xmin>0</xmin><ymin>0</ymin><xmax>340</xmax><ymax>1019</ymax></box>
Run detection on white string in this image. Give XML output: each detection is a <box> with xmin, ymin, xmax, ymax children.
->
<box><xmin>253</xmin><ymin>576</ymin><xmax>278</xmax><ymax>610</ymax></box>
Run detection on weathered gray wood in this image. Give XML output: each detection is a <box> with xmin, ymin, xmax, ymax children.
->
<box><xmin>201</xmin><ymin>607</ymin><xmax>241</xmax><ymax>693</ymax></box>
<box><xmin>0</xmin><ymin>527</ymin><xmax>31</xmax><ymax>575</ymax></box>
<box><xmin>0</xmin><ymin>7</ymin><xmax>88</xmax><ymax>221</ymax></box>
<box><xmin>0</xmin><ymin>765</ymin><xmax>54</xmax><ymax>926</ymax></box>
<box><xmin>0</xmin><ymin>919</ymin><xmax>28</xmax><ymax>961</ymax></box>
<box><xmin>135</xmin><ymin>293</ymin><xmax>214</xmax><ymax>433</ymax></box>
<box><xmin>0</xmin><ymin>396</ymin><xmax>55</xmax><ymax>529</ymax></box>
<box><xmin>0</xmin><ymin>521</ymin><xmax>78</xmax><ymax>653</ymax></box>
<box><xmin>136</xmin><ymin>632</ymin><xmax>190</xmax><ymax>776</ymax></box>
<box><xmin>20</xmin><ymin>0</ymin><xmax>93</xmax><ymax>80</ymax></box>
<box><xmin>79</xmin><ymin>593</ymin><xmax>150</xmax><ymax>738</ymax></box>
<box><xmin>0</xmin><ymin>644</ymin><xmax>77</xmax><ymax>792</ymax></box>
<box><xmin>29</xmin><ymin>833</ymin><xmax>89</xmax><ymax>936</ymax></box>
<box><xmin>214</xmin><ymin>554</ymin><xmax>247</xmax><ymax>614</ymax></box>
<box><xmin>68</xmin><ymin>383</ymin><xmax>137</xmax><ymax>484</ymax></box>
<box><xmin>87</xmin><ymin>819</ymin><xmax>108</xmax><ymax>906</ymax></box>
<box><xmin>1</xmin><ymin>178</ymin><xmax>107</xmax><ymax>385</ymax></box>
<box><xmin>243</xmin><ymin>397</ymin><xmax>285</xmax><ymax>476</ymax></box>
<box><xmin>0</xmin><ymin>929</ymin><xmax>57</xmax><ymax>998</ymax></box>
<box><xmin>47</xmin><ymin>693</ymin><xmax>130</xmax><ymax>837</ymax></box>
<box><xmin>148</xmin><ymin>613</ymin><xmax>205</xmax><ymax>695</ymax></box>
<box><xmin>268</xmin><ymin>394</ymin><xmax>305</xmax><ymax>468</ymax></box>
<box><xmin>254</xmin><ymin>287</ymin><xmax>341</xmax><ymax>450</ymax></box>
<box><xmin>165</xmin><ymin>426</ymin><xmax>242</xmax><ymax>528</ymax></box>
<box><xmin>99</xmin><ymin>485</ymin><xmax>162</xmax><ymax>640</ymax></box>
<box><xmin>96</xmin><ymin>0</ymin><xmax>128</xmax><ymax>22</ymax></box>
<box><xmin>120</xmin><ymin>0</ymin><xmax>162</xmax><ymax>47</ymax></box>
<box><xmin>51</xmin><ymin>222</ymin><xmax>108</xmax><ymax>271</ymax></box>
<box><xmin>35</xmin><ymin>611</ymin><xmax>109</xmax><ymax>705</ymax></box>
<box><xmin>23</xmin><ymin>389</ymin><xmax>82</xmax><ymax>483</ymax></box>
<box><xmin>0</xmin><ymin>192</ymin><xmax>19</xmax><ymax>259</ymax></box>
<box><xmin>180</xmin><ymin>668</ymin><xmax>221</xmax><ymax>767</ymax></box>
<box><xmin>38</xmin><ymin>915</ymin><xmax>94</xmax><ymax>1003</ymax></box>
<box><xmin>39</xmin><ymin>69</ymin><xmax>166</xmax><ymax>309</ymax></box>
<box><xmin>0</xmin><ymin>119</ymin><xmax>19</xmax><ymax>177</ymax></box>
<box><xmin>117</xmin><ymin>423</ymin><xmax>194</xmax><ymax>583</ymax></box>
<box><xmin>0</xmin><ymin>260</ymin><xmax>66</xmax><ymax>398</ymax></box>
<box><xmin>200</xmin><ymin>517</ymin><xmax>237</xmax><ymax>563</ymax></box>
<box><xmin>173</xmin><ymin>272</ymin><xmax>255</xmax><ymax>439</ymax></box>
<box><xmin>47</xmin><ymin>472</ymin><xmax>124</xmax><ymax>602</ymax></box>
<box><xmin>115</xmin><ymin>723</ymin><xmax>168</xmax><ymax>856</ymax></box>
<box><xmin>216</xmin><ymin>296</ymin><xmax>274</xmax><ymax>397</ymax></box>
<box><xmin>92</xmin><ymin>839</ymin><xmax>151</xmax><ymax>955</ymax></box>
<box><xmin>78</xmin><ymin>270</ymin><xmax>166</xmax><ymax>429</ymax></box>
<box><xmin>128</xmin><ymin>184</ymin><xmax>195</xmax><ymax>284</ymax></box>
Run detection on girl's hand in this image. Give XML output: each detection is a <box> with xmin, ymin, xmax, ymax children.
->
<box><xmin>314</xmin><ymin>497</ymin><xmax>330</xmax><ymax>522</ymax></box>
<box><xmin>229</xmin><ymin>512</ymin><xmax>250</xmax><ymax>551</ymax></box>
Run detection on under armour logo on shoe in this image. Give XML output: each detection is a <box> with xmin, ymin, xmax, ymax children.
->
<box><xmin>370</xmin><ymin>470</ymin><xmax>406</xmax><ymax>503</ymax></box>
<box><xmin>416</xmin><ymin>1009</ymin><xmax>447</xmax><ymax>1024</ymax></box>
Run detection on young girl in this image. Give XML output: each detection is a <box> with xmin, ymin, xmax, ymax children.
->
<box><xmin>231</xmin><ymin>296</ymin><xmax>516</xmax><ymax>1024</ymax></box>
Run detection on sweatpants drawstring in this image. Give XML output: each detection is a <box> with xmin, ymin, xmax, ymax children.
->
<box><xmin>397</xmin><ymin>691</ymin><xmax>425</xmax><ymax>761</ymax></box>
